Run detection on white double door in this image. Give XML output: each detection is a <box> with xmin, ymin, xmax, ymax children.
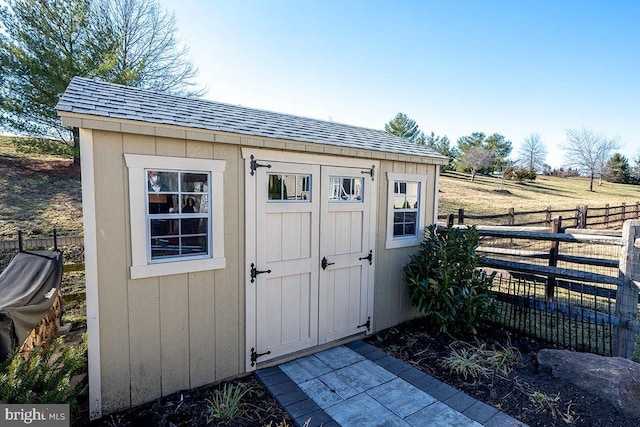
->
<box><xmin>248</xmin><ymin>158</ymin><xmax>376</xmax><ymax>365</ymax></box>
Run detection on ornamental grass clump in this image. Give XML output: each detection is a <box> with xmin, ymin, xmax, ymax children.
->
<box><xmin>405</xmin><ymin>224</ymin><xmax>496</xmax><ymax>334</ymax></box>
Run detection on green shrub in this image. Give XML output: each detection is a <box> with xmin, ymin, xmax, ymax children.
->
<box><xmin>0</xmin><ymin>334</ymin><xmax>87</xmax><ymax>405</ymax></box>
<box><xmin>404</xmin><ymin>224</ymin><xmax>496</xmax><ymax>334</ymax></box>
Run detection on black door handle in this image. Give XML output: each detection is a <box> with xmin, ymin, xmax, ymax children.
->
<box><xmin>321</xmin><ymin>257</ymin><xmax>335</xmax><ymax>270</ymax></box>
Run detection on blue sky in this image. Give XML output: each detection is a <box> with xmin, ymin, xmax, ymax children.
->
<box><xmin>161</xmin><ymin>0</ymin><xmax>640</xmax><ymax>168</ymax></box>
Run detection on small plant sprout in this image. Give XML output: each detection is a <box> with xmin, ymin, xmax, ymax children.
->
<box><xmin>204</xmin><ymin>382</ymin><xmax>251</xmax><ymax>422</ymax></box>
<box><xmin>529</xmin><ymin>391</ymin><xmax>559</xmax><ymax>413</ymax></box>
<box><xmin>441</xmin><ymin>341</ymin><xmax>520</xmax><ymax>379</ymax></box>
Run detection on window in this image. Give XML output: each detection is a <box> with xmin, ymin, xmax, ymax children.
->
<box><xmin>385</xmin><ymin>172</ymin><xmax>427</xmax><ymax>249</ymax></box>
<box><xmin>268</xmin><ymin>173</ymin><xmax>311</xmax><ymax>201</ymax></box>
<box><xmin>146</xmin><ymin>170</ymin><xmax>210</xmax><ymax>261</ymax></box>
<box><xmin>328</xmin><ymin>176</ymin><xmax>363</xmax><ymax>202</ymax></box>
<box><xmin>125</xmin><ymin>154</ymin><xmax>225</xmax><ymax>279</ymax></box>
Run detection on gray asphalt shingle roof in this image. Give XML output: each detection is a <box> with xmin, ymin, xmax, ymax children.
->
<box><xmin>56</xmin><ymin>77</ymin><xmax>444</xmax><ymax>159</ymax></box>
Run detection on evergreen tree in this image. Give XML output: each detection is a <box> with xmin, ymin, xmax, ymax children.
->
<box><xmin>385</xmin><ymin>112</ymin><xmax>422</xmax><ymax>142</ymax></box>
<box><xmin>602</xmin><ymin>153</ymin><xmax>631</xmax><ymax>183</ymax></box>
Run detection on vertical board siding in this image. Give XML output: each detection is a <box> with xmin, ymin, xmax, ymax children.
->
<box><xmin>92</xmin><ymin>131</ymin><xmax>132</xmax><ymax>413</ymax></box>
<box><xmin>95</xmin><ymin>131</ymin><xmax>244</xmax><ymax>414</ymax></box>
<box><xmin>373</xmin><ymin>160</ymin><xmax>431</xmax><ymax>332</ymax></box>
<box><xmin>128</xmin><ymin>279</ymin><xmax>161</xmax><ymax>406</ymax></box>
<box><xmin>159</xmin><ymin>274</ymin><xmax>191</xmax><ymax>395</ymax></box>
<box><xmin>123</xmin><ymin>133</ymin><xmax>161</xmax><ymax>407</ymax></box>
<box><xmin>213</xmin><ymin>142</ymin><xmax>242</xmax><ymax>379</ymax></box>
<box><xmin>188</xmin><ymin>270</ymin><xmax>217</xmax><ymax>388</ymax></box>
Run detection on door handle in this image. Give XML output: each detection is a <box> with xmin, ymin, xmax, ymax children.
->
<box><xmin>321</xmin><ymin>257</ymin><xmax>335</xmax><ymax>270</ymax></box>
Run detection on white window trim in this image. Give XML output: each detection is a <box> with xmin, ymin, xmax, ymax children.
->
<box><xmin>385</xmin><ymin>172</ymin><xmax>427</xmax><ymax>249</ymax></box>
<box><xmin>125</xmin><ymin>154</ymin><xmax>226</xmax><ymax>279</ymax></box>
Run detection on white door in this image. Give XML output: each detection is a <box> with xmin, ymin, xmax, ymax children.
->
<box><xmin>247</xmin><ymin>154</ymin><xmax>375</xmax><ymax>367</ymax></box>
<box><xmin>253</xmin><ymin>161</ymin><xmax>320</xmax><ymax>363</ymax></box>
<box><xmin>319</xmin><ymin>166</ymin><xmax>375</xmax><ymax>343</ymax></box>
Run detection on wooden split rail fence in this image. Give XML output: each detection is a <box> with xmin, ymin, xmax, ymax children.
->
<box><xmin>439</xmin><ymin>202</ymin><xmax>640</xmax><ymax>229</ymax></box>
<box><xmin>462</xmin><ymin>219</ymin><xmax>640</xmax><ymax>358</ymax></box>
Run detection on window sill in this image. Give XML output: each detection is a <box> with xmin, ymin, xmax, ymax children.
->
<box><xmin>131</xmin><ymin>256</ymin><xmax>225</xmax><ymax>279</ymax></box>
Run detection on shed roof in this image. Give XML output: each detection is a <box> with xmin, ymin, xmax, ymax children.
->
<box><xmin>57</xmin><ymin>77</ymin><xmax>446</xmax><ymax>160</ymax></box>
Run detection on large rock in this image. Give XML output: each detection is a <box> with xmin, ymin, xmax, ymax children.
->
<box><xmin>537</xmin><ymin>349</ymin><xmax>640</xmax><ymax>418</ymax></box>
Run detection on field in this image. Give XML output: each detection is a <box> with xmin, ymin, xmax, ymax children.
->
<box><xmin>0</xmin><ymin>136</ymin><xmax>82</xmax><ymax>240</ymax></box>
<box><xmin>438</xmin><ymin>170</ymin><xmax>640</xmax><ymax>219</ymax></box>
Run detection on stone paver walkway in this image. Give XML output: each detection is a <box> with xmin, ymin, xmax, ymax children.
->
<box><xmin>255</xmin><ymin>340</ymin><xmax>527</xmax><ymax>427</ymax></box>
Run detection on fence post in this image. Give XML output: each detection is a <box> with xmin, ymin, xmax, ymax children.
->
<box><xmin>545</xmin><ymin>205</ymin><xmax>552</xmax><ymax>226</ymax></box>
<box><xmin>614</xmin><ymin>220</ymin><xmax>640</xmax><ymax>358</ymax></box>
<box><xmin>636</xmin><ymin>202</ymin><xmax>639</xmax><ymax>219</ymax></box>
<box><xmin>508</xmin><ymin>207</ymin><xmax>515</xmax><ymax>226</ymax></box>
<box><xmin>447</xmin><ymin>214</ymin><xmax>454</xmax><ymax>227</ymax></box>
<box><xmin>576</xmin><ymin>205</ymin><xmax>588</xmax><ymax>229</ymax></box>
<box><xmin>458</xmin><ymin>208</ymin><xmax>464</xmax><ymax>225</ymax></box>
<box><xmin>546</xmin><ymin>217</ymin><xmax>562</xmax><ymax>300</ymax></box>
<box><xmin>621</xmin><ymin>202</ymin><xmax>626</xmax><ymax>224</ymax></box>
<box><xmin>605</xmin><ymin>203</ymin><xmax>609</xmax><ymax>227</ymax></box>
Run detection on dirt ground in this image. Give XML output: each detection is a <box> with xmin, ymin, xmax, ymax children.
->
<box><xmin>80</xmin><ymin>319</ymin><xmax>635</xmax><ymax>426</ymax></box>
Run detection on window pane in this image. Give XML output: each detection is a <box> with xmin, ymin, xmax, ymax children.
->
<box><xmin>181</xmin><ymin>195</ymin><xmax>197</xmax><ymax>213</ymax></box>
<box><xmin>150</xmin><ymin>219</ymin><xmax>177</xmax><ymax>237</ymax></box>
<box><xmin>181</xmin><ymin>235</ymin><xmax>207</xmax><ymax>255</ymax></box>
<box><xmin>268</xmin><ymin>174</ymin><xmax>283</xmax><ymax>200</ymax></box>
<box><xmin>393</xmin><ymin>224</ymin><xmax>404</xmax><ymax>236</ymax></box>
<box><xmin>329</xmin><ymin>176</ymin><xmax>363</xmax><ymax>201</ymax></box>
<box><xmin>182</xmin><ymin>173</ymin><xmax>208</xmax><ymax>192</ymax></box>
<box><xmin>268</xmin><ymin>174</ymin><xmax>311</xmax><ymax>202</ymax></box>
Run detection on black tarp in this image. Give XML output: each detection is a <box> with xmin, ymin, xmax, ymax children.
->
<box><xmin>0</xmin><ymin>250</ymin><xmax>63</xmax><ymax>363</ymax></box>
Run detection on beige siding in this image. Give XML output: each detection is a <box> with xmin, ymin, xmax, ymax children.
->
<box><xmin>92</xmin><ymin>131</ymin><xmax>131</xmax><ymax>413</ymax></box>
<box><xmin>372</xmin><ymin>160</ymin><xmax>439</xmax><ymax>332</ymax></box>
<box><xmin>90</xmin><ymin>131</ymin><xmax>245</xmax><ymax>414</ymax></box>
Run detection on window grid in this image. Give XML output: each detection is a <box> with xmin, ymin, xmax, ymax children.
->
<box><xmin>146</xmin><ymin>170</ymin><xmax>211</xmax><ymax>262</ymax></box>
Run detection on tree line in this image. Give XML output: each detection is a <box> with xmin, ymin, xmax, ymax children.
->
<box><xmin>384</xmin><ymin>112</ymin><xmax>636</xmax><ymax>191</ymax></box>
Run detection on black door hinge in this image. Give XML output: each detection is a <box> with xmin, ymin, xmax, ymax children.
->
<box><xmin>357</xmin><ymin>316</ymin><xmax>371</xmax><ymax>331</ymax></box>
<box><xmin>361</xmin><ymin>165</ymin><xmax>375</xmax><ymax>181</ymax></box>
<box><xmin>358</xmin><ymin>250</ymin><xmax>373</xmax><ymax>265</ymax></box>
<box><xmin>250</xmin><ymin>155</ymin><xmax>272</xmax><ymax>176</ymax></box>
<box><xmin>250</xmin><ymin>347</ymin><xmax>271</xmax><ymax>367</ymax></box>
<box><xmin>250</xmin><ymin>263</ymin><xmax>272</xmax><ymax>283</ymax></box>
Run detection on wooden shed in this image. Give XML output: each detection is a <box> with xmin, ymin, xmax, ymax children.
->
<box><xmin>56</xmin><ymin>77</ymin><xmax>448</xmax><ymax>419</ymax></box>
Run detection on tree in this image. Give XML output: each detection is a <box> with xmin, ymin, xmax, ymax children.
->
<box><xmin>602</xmin><ymin>153</ymin><xmax>631</xmax><ymax>184</ymax></box>
<box><xmin>458</xmin><ymin>146</ymin><xmax>495</xmax><ymax>182</ymax></box>
<box><xmin>0</xmin><ymin>0</ymin><xmax>202</xmax><ymax>157</ymax></box>
<box><xmin>385</xmin><ymin>112</ymin><xmax>422</xmax><ymax>143</ymax></box>
<box><xmin>564</xmin><ymin>128</ymin><xmax>620</xmax><ymax>191</ymax></box>
<box><xmin>517</xmin><ymin>133</ymin><xmax>547</xmax><ymax>172</ymax></box>
<box><xmin>99</xmin><ymin>0</ymin><xmax>203</xmax><ymax>96</ymax></box>
<box><xmin>0</xmin><ymin>0</ymin><xmax>113</xmax><ymax>142</ymax></box>
<box><xmin>456</xmin><ymin>132</ymin><xmax>511</xmax><ymax>174</ymax></box>
<box><xmin>424</xmin><ymin>132</ymin><xmax>458</xmax><ymax>170</ymax></box>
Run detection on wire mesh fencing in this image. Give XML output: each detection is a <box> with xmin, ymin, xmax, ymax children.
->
<box><xmin>473</xmin><ymin>220</ymin><xmax>640</xmax><ymax>359</ymax></box>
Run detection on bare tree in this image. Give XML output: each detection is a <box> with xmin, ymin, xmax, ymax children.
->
<box><xmin>459</xmin><ymin>146</ymin><xmax>495</xmax><ymax>182</ymax></box>
<box><xmin>564</xmin><ymin>128</ymin><xmax>620</xmax><ymax>191</ymax></box>
<box><xmin>100</xmin><ymin>0</ymin><xmax>204</xmax><ymax>96</ymax></box>
<box><xmin>517</xmin><ymin>133</ymin><xmax>547</xmax><ymax>171</ymax></box>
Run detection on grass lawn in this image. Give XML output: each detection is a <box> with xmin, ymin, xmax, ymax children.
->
<box><xmin>438</xmin><ymin>170</ymin><xmax>640</xmax><ymax>221</ymax></box>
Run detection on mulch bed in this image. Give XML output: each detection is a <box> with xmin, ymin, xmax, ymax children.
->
<box><xmin>79</xmin><ymin>319</ymin><xmax>635</xmax><ymax>426</ymax></box>
<box><xmin>367</xmin><ymin>319</ymin><xmax>633</xmax><ymax>427</ymax></box>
